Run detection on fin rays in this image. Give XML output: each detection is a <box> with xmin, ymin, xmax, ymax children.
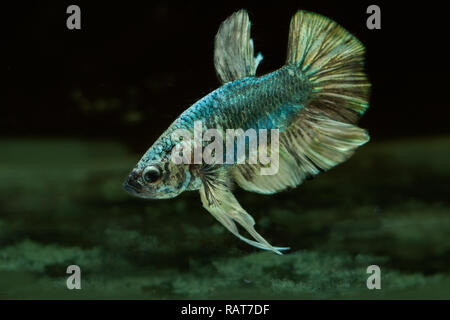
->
<box><xmin>287</xmin><ymin>10</ymin><xmax>370</xmax><ymax>116</ymax></box>
<box><xmin>232</xmin><ymin>110</ymin><xmax>369</xmax><ymax>194</ymax></box>
<box><xmin>214</xmin><ymin>9</ymin><xmax>263</xmax><ymax>83</ymax></box>
<box><xmin>198</xmin><ymin>170</ymin><xmax>289</xmax><ymax>254</ymax></box>
<box><xmin>202</xmin><ymin>9</ymin><xmax>371</xmax><ymax>252</ymax></box>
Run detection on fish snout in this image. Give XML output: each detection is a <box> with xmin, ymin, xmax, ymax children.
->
<box><xmin>123</xmin><ymin>170</ymin><xmax>142</xmax><ymax>194</ymax></box>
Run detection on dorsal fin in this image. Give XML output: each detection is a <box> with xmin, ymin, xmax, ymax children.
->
<box><xmin>214</xmin><ymin>9</ymin><xmax>263</xmax><ymax>83</ymax></box>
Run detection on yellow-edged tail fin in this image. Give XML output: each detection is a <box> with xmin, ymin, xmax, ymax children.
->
<box><xmin>287</xmin><ymin>10</ymin><xmax>370</xmax><ymax>122</ymax></box>
<box><xmin>233</xmin><ymin>11</ymin><xmax>370</xmax><ymax>195</ymax></box>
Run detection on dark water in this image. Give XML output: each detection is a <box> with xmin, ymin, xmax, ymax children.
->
<box><xmin>0</xmin><ymin>136</ymin><xmax>449</xmax><ymax>299</ymax></box>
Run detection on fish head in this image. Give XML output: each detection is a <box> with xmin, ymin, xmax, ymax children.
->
<box><xmin>123</xmin><ymin>152</ymin><xmax>192</xmax><ymax>200</ymax></box>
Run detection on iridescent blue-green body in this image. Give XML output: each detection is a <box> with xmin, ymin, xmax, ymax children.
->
<box><xmin>147</xmin><ymin>66</ymin><xmax>311</xmax><ymax>160</ymax></box>
<box><xmin>186</xmin><ymin>65</ymin><xmax>310</xmax><ymax>132</ymax></box>
<box><xmin>145</xmin><ymin>65</ymin><xmax>311</xmax><ymax>162</ymax></box>
<box><xmin>124</xmin><ymin>9</ymin><xmax>370</xmax><ymax>255</ymax></box>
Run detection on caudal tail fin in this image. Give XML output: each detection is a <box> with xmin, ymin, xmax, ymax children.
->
<box><xmin>232</xmin><ymin>11</ymin><xmax>371</xmax><ymax>195</ymax></box>
<box><xmin>286</xmin><ymin>10</ymin><xmax>370</xmax><ymax>123</ymax></box>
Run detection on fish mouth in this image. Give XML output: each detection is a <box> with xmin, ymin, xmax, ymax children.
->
<box><xmin>123</xmin><ymin>183</ymin><xmax>139</xmax><ymax>194</ymax></box>
<box><xmin>123</xmin><ymin>177</ymin><xmax>142</xmax><ymax>194</ymax></box>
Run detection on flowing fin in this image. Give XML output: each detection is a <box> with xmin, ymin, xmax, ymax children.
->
<box><xmin>214</xmin><ymin>9</ymin><xmax>263</xmax><ymax>83</ymax></box>
<box><xmin>287</xmin><ymin>10</ymin><xmax>370</xmax><ymax>118</ymax></box>
<box><xmin>198</xmin><ymin>166</ymin><xmax>289</xmax><ymax>254</ymax></box>
<box><xmin>233</xmin><ymin>11</ymin><xmax>370</xmax><ymax>194</ymax></box>
<box><xmin>233</xmin><ymin>110</ymin><xmax>369</xmax><ymax>194</ymax></box>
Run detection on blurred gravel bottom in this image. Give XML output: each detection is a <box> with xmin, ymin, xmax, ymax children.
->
<box><xmin>0</xmin><ymin>136</ymin><xmax>449</xmax><ymax>299</ymax></box>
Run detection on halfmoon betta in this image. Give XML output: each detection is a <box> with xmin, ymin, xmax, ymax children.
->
<box><xmin>124</xmin><ymin>10</ymin><xmax>370</xmax><ymax>254</ymax></box>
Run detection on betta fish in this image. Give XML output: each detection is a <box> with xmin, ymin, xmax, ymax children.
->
<box><xmin>124</xmin><ymin>9</ymin><xmax>370</xmax><ymax>254</ymax></box>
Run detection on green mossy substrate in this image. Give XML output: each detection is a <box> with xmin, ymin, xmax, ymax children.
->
<box><xmin>0</xmin><ymin>136</ymin><xmax>449</xmax><ymax>299</ymax></box>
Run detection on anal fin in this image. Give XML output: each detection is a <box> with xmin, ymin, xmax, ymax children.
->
<box><xmin>232</xmin><ymin>108</ymin><xmax>369</xmax><ymax>194</ymax></box>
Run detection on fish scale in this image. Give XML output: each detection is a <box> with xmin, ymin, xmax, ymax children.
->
<box><xmin>176</xmin><ymin>66</ymin><xmax>310</xmax><ymax>135</ymax></box>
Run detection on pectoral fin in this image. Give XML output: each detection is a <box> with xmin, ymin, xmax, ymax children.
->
<box><xmin>198</xmin><ymin>165</ymin><xmax>289</xmax><ymax>254</ymax></box>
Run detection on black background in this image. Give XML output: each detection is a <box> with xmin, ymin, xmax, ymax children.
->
<box><xmin>0</xmin><ymin>300</ymin><xmax>446</xmax><ymax>316</ymax></box>
<box><xmin>3</xmin><ymin>1</ymin><xmax>448</xmax><ymax>145</ymax></box>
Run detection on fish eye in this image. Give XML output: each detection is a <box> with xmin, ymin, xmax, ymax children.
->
<box><xmin>142</xmin><ymin>166</ymin><xmax>161</xmax><ymax>184</ymax></box>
